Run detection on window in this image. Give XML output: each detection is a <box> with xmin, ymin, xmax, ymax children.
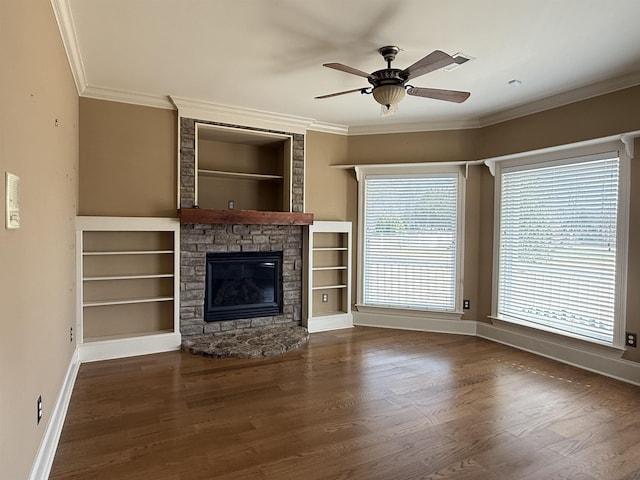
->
<box><xmin>493</xmin><ymin>147</ymin><xmax>629</xmax><ymax>347</ymax></box>
<box><xmin>358</xmin><ymin>167</ymin><xmax>464</xmax><ymax>313</ymax></box>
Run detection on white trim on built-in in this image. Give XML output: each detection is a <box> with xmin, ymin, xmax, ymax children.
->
<box><xmin>193</xmin><ymin>122</ymin><xmax>295</xmax><ymax>212</ymax></box>
<box><xmin>171</xmin><ymin>96</ymin><xmax>314</xmax><ymax>135</ymax></box>
<box><xmin>304</xmin><ymin>221</ymin><xmax>353</xmax><ymax>333</ymax></box>
<box><xmin>76</xmin><ymin>216</ymin><xmax>181</xmax><ymax>357</ymax></box>
<box><xmin>78</xmin><ymin>332</ymin><xmax>181</xmax><ymax>363</ymax></box>
<box><xmin>28</xmin><ymin>348</ymin><xmax>80</xmax><ymax>480</ymax></box>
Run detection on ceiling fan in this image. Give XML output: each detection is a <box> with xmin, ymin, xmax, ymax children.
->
<box><xmin>316</xmin><ymin>46</ymin><xmax>470</xmax><ymax>114</ymax></box>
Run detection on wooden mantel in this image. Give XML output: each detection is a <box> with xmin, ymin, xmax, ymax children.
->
<box><xmin>179</xmin><ymin>208</ymin><xmax>314</xmax><ymax>225</ymax></box>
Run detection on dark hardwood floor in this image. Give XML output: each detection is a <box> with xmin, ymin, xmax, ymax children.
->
<box><xmin>50</xmin><ymin>327</ymin><xmax>640</xmax><ymax>479</ymax></box>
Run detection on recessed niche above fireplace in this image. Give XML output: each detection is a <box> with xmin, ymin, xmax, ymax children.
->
<box><xmin>204</xmin><ymin>251</ymin><xmax>283</xmax><ymax>322</ymax></box>
<box><xmin>196</xmin><ymin>123</ymin><xmax>293</xmax><ymax>212</ymax></box>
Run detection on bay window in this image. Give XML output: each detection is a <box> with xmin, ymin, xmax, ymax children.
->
<box><xmin>492</xmin><ymin>144</ymin><xmax>630</xmax><ymax>347</ymax></box>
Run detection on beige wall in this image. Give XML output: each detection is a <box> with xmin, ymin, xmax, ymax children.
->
<box><xmin>79</xmin><ymin>98</ymin><xmax>177</xmax><ymax>217</ymax></box>
<box><xmin>1</xmin><ymin>0</ymin><xmax>79</xmax><ymax>478</ymax></box>
<box><xmin>305</xmin><ymin>131</ymin><xmax>353</xmax><ymax>221</ymax></box>
<box><xmin>478</xmin><ymin>85</ymin><xmax>640</xmax><ymax>159</ymax></box>
<box><xmin>346</xmin><ymin>128</ymin><xmax>482</xmax><ymax>164</ymax></box>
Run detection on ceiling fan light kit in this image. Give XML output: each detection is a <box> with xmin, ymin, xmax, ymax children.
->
<box><xmin>372</xmin><ymin>84</ymin><xmax>406</xmax><ymax>108</ymax></box>
<box><xmin>316</xmin><ymin>46</ymin><xmax>471</xmax><ymax>115</ymax></box>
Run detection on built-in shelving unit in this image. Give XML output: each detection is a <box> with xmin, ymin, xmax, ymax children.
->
<box><xmin>196</xmin><ymin>123</ymin><xmax>293</xmax><ymax>212</ymax></box>
<box><xmin>304</xmin><ymin>221</ymin><xmax>353</xmax><ymax>332</ymax></box>
<box><xmin>76</xmin><ymin>216</ymin><xmax>181</xmax><ymax>362</ymax></box>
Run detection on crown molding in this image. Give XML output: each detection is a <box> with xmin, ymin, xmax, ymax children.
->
<box><xmin>477</xmin><ymin>70</ymin><xmax>640</xmax><ymax>127</ymax></box>
<box><xmin>346</xmin><ymin>117</ymin><xmax>482</xmax><ymax>136</ymax></box>
<box><xmin>170</xmin><ymin>96</ymin><xmax>318</xmax><ymax>134</ymax></box>
<box><xmin>308</xmin><ymin>121</ymin><xmax>349</xmax><ymax>135</ymax></box>
<box><xmin>82</xmin><ymin>86</ymin><xmax>174</xmax><ymax>110</ymax></box>
<box><xmin>81</xmin><ymin>88</ymin><xmax>352</xmax><ymax>135</ymax></box>
<box><xmin>50</xmin><ymin>0</ymin><xmax>87</xmax><ymax>95</ymax></box>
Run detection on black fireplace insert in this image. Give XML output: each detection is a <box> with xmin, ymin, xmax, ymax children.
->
<box><xmin>204</xmin><ymin>251</ymin><xmax>283</xmax><ymax>322</ymax></box>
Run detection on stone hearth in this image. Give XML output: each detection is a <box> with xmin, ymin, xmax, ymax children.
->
<box><xmin>181</xmin><ymin>326</ymin><xmax>309</xmax><ymax>359</ymax></box>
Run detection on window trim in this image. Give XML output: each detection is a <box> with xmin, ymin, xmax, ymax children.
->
<box><xmin>355</xmin><ymin>163</ymin><xmax>466</xmax><ymax>316</ymax></box>
<box><xmin>490</xmin><ymin>140</ymin><xmax>631</xmax><ymax>348</ymax></box>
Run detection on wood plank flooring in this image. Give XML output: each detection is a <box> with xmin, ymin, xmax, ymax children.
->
<box><xmin>50</xmin><ymin>327</ymin><xmax>640</xmax><ymax>479</ymax></box>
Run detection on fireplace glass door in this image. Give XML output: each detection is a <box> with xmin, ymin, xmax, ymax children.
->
<box><xmin>204</xmin><ymin>251</ymin><xmax>283</xmax><ymax>321</ymax></box>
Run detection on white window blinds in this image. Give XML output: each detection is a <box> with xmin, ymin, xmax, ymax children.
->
<box><xmin>497</xmin><ymin>155</ymin><xmax>620</xmax><ymax>344</ymax></box>
<box><xmin>363</xmin><ymin>174</ymin><xmax>459</xmax><ymax>311</ymax></box>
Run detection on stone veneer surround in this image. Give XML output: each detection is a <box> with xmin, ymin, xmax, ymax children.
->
<box><xmin>179</xmin><ymin>118</ymin><xmax>305</xmax><ymax>337</ymax></box>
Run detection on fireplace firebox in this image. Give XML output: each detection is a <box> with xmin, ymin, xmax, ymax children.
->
<box><xmin>204</xmin><ymin>251</ymin><xmax>283</xmax><ymax>322</ymax></box>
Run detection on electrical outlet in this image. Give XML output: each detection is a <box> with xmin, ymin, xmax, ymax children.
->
<box><xmin>321</xmin><ymin>293</ymin><xmax>329</xmax><ymax>303</ymax></box>
<box><xmin>463</xmin><ymin>299</ymin><xmax>470</xmax><ymax>310</ymax></box>
<box><xmin>37</xmin><ymin>395</ymin><xmax>42</xmax><ymax>424</ymax></box>
<box><xmin>626</xmin><ymin>332</ymin><xmax>637</xmax><ymax>348</ymax></box>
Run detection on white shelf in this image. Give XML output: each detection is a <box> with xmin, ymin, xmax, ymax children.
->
<box><xmin>83</xmin><ymin>296</ymin><xmax>174</xmax><ymax>307</ymax></box>
<box><xmin>83</xmin><ymin>250</ymin><xmax>173</xmax><ymax>256</ymax></box>
<box><xmin>83</xmin><ymin>274</ymin><xmax>174</xmax><ymax>281</ymax></box>
<box><xmin>198</xmin><ymin>168</ymin><xmax>283</xmax><ymax>181</ymax></box>
<box><xmin>83</xmin><ymin>329</ymin><xmax>175</xmax><ymax>343</ymax></box>
<box><xmin>312</xmin><ymin>284</ymin><xmax>347</xmax><ymax>290</ymax></box>
<box><xmin>76</xmin><ymin>216</ymin><xmax>180</xmax><ymax>360</ymax></box>
<box><xmin>304</xmin><ymin>221</ymin><xmax>353</xmax><ymax>333</ymax></box>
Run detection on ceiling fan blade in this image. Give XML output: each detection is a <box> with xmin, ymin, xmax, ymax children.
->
<box><xmin>323</xmin><ymin>63</ymin><xmax>371</xmax><ymax>78</ymax></box>
<box><xmin>315</xmin><ymin>88</ymin><xmax>367</xmax><ymax>99</ymax></box>
<box><xmin>401</xmin><ymin>50</ymin><xmax>455</xmax><ymax>80</ymax></box>
<box><xmin>406</xmin><ymin>87</ymin><xmax>470</xmax><ymax>103</ymax></box>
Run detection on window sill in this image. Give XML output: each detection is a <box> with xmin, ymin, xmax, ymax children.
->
<box><xmin>489</xmin><ymin>316</ymin><xmax>626</xmax><ymax>359</ymax></box>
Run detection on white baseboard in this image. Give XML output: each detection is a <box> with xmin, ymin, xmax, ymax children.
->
<box><xmin>353</xmin><ymin>310</ymin><xmax>640</xmax><ymax>385</ymax></box>
<box><xmin>306</xmin><ymin>313</ymin><xmax>353</xmax><ymax>333</ymax></box>
<box><xmin>477</xmin><ymin>322</ymin><xmax>640</xmax><ymax>386</ymax></box>
<box><xmin>353</xmin><ymin>310</ymin><xmax>477</xmax><ymax>335</ymax></box>
<box><xmin>78</xmin><ymin>332</ymin><xmax>182</xmax><ymax>363</ymax></box>
<box><xmin>29</xmin><ymin>347</ymin><xmax>80</xmax><ymax>480</ymax></box>
<box><xmin>28</xmin><ymin>332</ymin><xmax>181</xmax><ymax>478</ymax></box>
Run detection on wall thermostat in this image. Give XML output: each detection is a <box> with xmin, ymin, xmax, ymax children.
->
<box><xmin>6</xmin><ymin>172</ymin><xmax>20</xmax><ymax>229</ymax></box>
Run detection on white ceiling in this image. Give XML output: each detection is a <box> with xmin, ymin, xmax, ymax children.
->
<box><xmin>59</xmin><ymin>0</ymin><xmax>640</xmax><ymax>133</ymax></box>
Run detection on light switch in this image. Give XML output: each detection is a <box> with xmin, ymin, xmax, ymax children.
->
<box><xmin>5</xmin><ymin>172</ymin><xmax>20</xmax><ymax>229</ymax></box>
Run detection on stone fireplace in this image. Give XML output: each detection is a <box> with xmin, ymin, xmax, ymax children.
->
<box><xmin>178</xmin><ymin>118</ymin><xmax>307</xmax><ymax>340</ymax></box>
